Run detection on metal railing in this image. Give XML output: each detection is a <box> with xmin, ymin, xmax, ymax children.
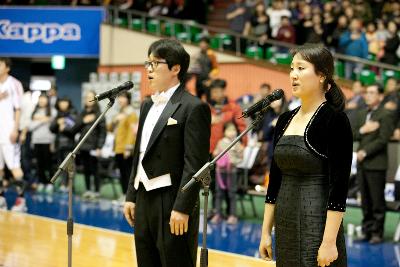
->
<box><xmin>106</xmin><ymin>6</ymin><xmax>400</xmax><ymax>81</ymax></box>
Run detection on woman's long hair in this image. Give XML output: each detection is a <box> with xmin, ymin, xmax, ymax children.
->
<box><xmin>31</xmin><ymin>93</ymin><xmax>51</xmax><ymax>119</ymax></box>
<box><xmin>84</xmin><ymin>90</ymin><xmax>100</xmax><ymax>114</ymax></box>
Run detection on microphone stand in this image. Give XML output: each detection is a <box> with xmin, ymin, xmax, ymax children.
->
<box><xmin>50</xmin><ymin>96</ymin><xmax>117</xmax><ymax>267</ymax></box>
<box><xmin>182</xmin><ymin>111</ymin><xmax>267</xmax><ymax>267</ymax></box>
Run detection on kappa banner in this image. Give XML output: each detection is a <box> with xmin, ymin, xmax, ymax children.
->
<box><xmin>0</xmin><ymin>20</ymin><xmax>81</xmax><ymax>44</ymax></box>
<box><xmin>0</xmin><ymin>7</ymin><xmax>105</xmax><ymax>57</ymax></box>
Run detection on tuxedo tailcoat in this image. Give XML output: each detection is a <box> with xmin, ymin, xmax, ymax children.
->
<box><xmin>126</xmin><ymin>85</ymin><xmax>211</xmax><ymax>267</ymax></box>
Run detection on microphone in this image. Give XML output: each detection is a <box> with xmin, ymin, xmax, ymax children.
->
<box><xmin>91</xmin><ymin>81</ymin><xmax>134</xmax><ymax>102</ymax></box>
<box><xmin>241</xmin><ymin>89</ymin><xmax>284</xmax><ymax>118</ymax></box>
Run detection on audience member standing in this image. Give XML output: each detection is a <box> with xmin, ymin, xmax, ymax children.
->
<box><xmin>331</xmin><ymin>15</ymin><xmax>348</xmax><ymax>52</ymax></box>
<box><xmin>30</xmin><ymin>94</ymin><xmax>55</xmax><ymax>194</ymax></box>
<box><xmin>209</xmin><ymin>79</ymin><xmax>247</xmax><ymax>155</ymax></box>
<box><xmin>276</xmin><ymin>16</ymin><xmax>296</xmax><ymax>46</ymax></box>
<box><xmin>19</xmin><ymin>83</ymin><xmax>35</xmax><ymax>188</ymax></box>
<box><xmin>211</xmin><ymin>122</ymin><xmax>244</xmax><ymax>225</ymax></box>
<box><xmin>70</xmin><ymin>90</ymin><xmax>106</xmax><ymax>199</ymax></box>
<box><xmin>380</xmin><ymin>21</ymin><xmax>400</xmax><ymax>65</ymax></box>
<box><xmin>192</xmin><ymin>37</ymin><xmax>219</xmax><ymax>100</ymax></box>
<box><xmin>352</xmin><ymin>84</ymin><xmax>395</xmax><ymax>244</ymax></box>
<box><xmin>226</xmin><ymin>0</ymin><xmax>250</xmax><ymax>53</ymax></box>
<box><xmin>339</xmin><ymin>18</ymin><xmax>369</xmax><ymax>79</ymax></box>
<box><xmin>243</xmin><ymin>3</ymin><xmax>272</xmax><ymax>55</ymax></box>
<box><xmin>208</xmin><ymin>79</ymin><xmax>247</xmax><ymax>217</ymax></box>
<box><xmin>266</xmin><ymin>0</ymin><xmax>291</xmax><ymax>38</ymax></box>
<box><xmin>226</xmin><ymin>0</ymin><xmax>249</xmax><ymax>35</ymax></box>
<box><xmin>111</xmin><ymin>91</ymin><xmax>138</xmax><ymax>200</ymax></box>
<box><xmin>50</xmin><ymin>97</ymin><xmax>78</xmax><ymax>192</ymax></box>
<box><xmin>345</xmin><ymin>81</ymin><xmax>367</xmax><ymax>128</ymax></box>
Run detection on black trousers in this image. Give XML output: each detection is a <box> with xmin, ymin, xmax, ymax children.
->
<box><xmin>357</xmin><ymin>168</ymin><xmax>386</xmax><ymax>238</ymax></box>
<box><xmin>34</xmin><ymin>144</ymin><xmax>52</xmax><ymax>184</ymax></box>
<box><xmin>21</xmin><ymin>132</ymin><xmax>33</xmax><ymax>183</ymax></box>
<box><xmin>115</xmin><ymin>153</ymin><xmax>132</xmax><ymax>194</ymax></box>
<box><xmin>79</xmin><ymin>150</ymin><xmax>99</xmax><ymax>192</ymax></box>
<box><xmin>134</xmin><ymin>184</ymin><xmax>199</xmax><ymax>267</ymax></box>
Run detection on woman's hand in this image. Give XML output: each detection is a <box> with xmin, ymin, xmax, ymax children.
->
<box><xmin>259</xmin><ymin>233</ymin><xmax>273</xmax><ymax>261</ymax></box>
<box><xmin>83</xmin><ymin>114</ymin><xmax>96</xmax><ymax>124</ymax></box>
<box><xmin>317</xmin><ymin>241</ymin><xmax>338</xmax><ymax>267</ymax></box>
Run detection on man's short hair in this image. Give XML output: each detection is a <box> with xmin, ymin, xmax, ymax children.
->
<box><xmin>199</xmin><ymin>36</ymin><xmax>210</xmax><ymax>44</ymax></box>
<box><xmin>369</xmin><ymin>83</ymin><xmax>384</xmax><ymax>94</ymax></box>
<box><xmin>260</xmin><ymin>83</ymin><xmax>271</xmax><ymax>90</ymax></box>
<box><xmin>209</xmin><ymin>79</ymin><xmax>227</xmax><ymax>90</ymax></box>
<box><xmin>148</xmin><ymin>39</ymin><xmax>190</xmax><ymax>82</ymax></box>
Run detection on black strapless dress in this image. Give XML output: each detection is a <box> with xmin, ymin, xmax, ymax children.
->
<box><xmin>273</xmin><ymin>135</ymin><xmax>347</xmax><ymax>267</ymax></box>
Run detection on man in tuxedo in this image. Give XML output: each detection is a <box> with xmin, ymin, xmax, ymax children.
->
<box><xmin>352</xmin><ymin>84</ymin><xmax>394</xmax><ymax>244</ymax></box>
<box><xmin>123</xmin><ymin>39</ymin><xmax>211</xmax><ymax>267</ymax></box>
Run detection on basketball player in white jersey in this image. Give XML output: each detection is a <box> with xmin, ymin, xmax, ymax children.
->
<box><xmin>0</xmin><ymin>57</ymin><xmax>26</xmax><ymax>212</ymax></box>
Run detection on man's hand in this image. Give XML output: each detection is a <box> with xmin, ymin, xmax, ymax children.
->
<box><xmin>123</xmin><ymin>202</ymin><xmax>135</xmax><ymax>227</ymax></box>
<box><xmin>392</xmin><ymin>128</ymin><xmax>400</xmax><ymax>140</ymax></box>
<box><xmin>211</xmin><ymin>114</ymin><xmax>222</xmax><ymax>124</ymax></box>
<box><xmin>351</xmin><ymin>32</ymin><xmax>361</xmax><ymax>40</ymax></box>
<box><xmin>0</xmin><ymin>91</ymin><xmax>9</xmax><ymax>101</ymax></box>
<box><xmin>170</xmin><ymin>210</ymin><xmax>189</xmax><ymax>235</ymax></box>
<box><xmin>123</xmin><ymin>149</ymin><xmax>131</xmax><ymax>159</ymax></box>
<box><xmin>259</xmin><ymin>34</ymin><xmax>268</xmax><ymax>44</ymax></box>
<box><xmin>384</xmin><ymin>101</ymin><xmax>397</xmax><ymax>111</ymax></box>
<box><xmin>236</xmin><ymin>7</ymin><xmax>245</xmax><ymax>16</ymax></box>
<box><xmin>83</xmin><ymin>114</ymin><xmax>96</xmax><ymax>124</ymax></box>
<box><xmin>19</xmin><ymin>131</ymin><xmax>27</xmax><ymax>144</ymax></box>
<box><xmin>360</xmin><ymin>121</ymin><xmax>380</xmax><ymax>134</ymax></box>
<box><xmin>57</xmin><ymin>118</ymin><xmax>65</xmax><ymax>125</ymax></box>
<box><xmin>357</xmin><ymin>150</ymin><xmax>367</xmax><ymax>162</ymax></box>
<box><xmin>57</xmin><ymin>118</ymin><xmax>65</xmax><ymax>131</ymax></box>
<box><xmin>10</xmin><ymin>129</ymin><xmax>18</xmax><ymax>144</ymax></box>
<box><xmin>346</xmin><ymin>101</ymin><xmax>358</xmax><ymax>110</ymax></box>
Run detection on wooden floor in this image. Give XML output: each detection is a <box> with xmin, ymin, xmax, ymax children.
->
<box><xmin>0</xmin><ymin>211</ymin><xmax>275</xmax><ymax>267</ymax></box>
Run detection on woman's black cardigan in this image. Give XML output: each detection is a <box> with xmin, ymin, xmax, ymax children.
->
<box><xmin>265</xmin><ymin>102</ymin><xmax>353</xmax><ymax>212</ymax></box>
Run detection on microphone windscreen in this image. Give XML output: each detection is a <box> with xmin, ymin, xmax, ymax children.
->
<box><xmin>269</xmin><ymin>89</ymin><xmax>284</xmax><ymax>101</ymax></box>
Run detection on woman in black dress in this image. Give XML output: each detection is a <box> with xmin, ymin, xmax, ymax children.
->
<box><xmin>259</xmin><ymin>44</ymin><xmax>353</xmax><ymax>267</ymax></box>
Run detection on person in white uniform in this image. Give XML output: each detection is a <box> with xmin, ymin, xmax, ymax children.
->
<box><xmin>0</xmin><ymin>58</ymin><xmax>26</xmax><ymax>212</ymax></box>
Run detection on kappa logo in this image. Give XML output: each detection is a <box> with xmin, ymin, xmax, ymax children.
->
<box><xmin>0</xmin><ymin>20</ymin><xmax>81</xmax><ymax>43</ymax></box>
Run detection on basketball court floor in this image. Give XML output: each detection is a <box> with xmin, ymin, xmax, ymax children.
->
<box><xmin>1</xmin><ymin>191</ymin><xmax>400</xmax><ymax>267</ymax></box>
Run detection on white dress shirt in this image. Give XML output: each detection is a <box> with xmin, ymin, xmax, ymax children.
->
<box><xmin>134</xmin><ymin>83</ymin><xmax>180</xmax><ymax>191</ymax></box>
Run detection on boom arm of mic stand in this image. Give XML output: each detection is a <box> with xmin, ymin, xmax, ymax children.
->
<box><xmin>181</xmin><ymin>111</ymin><xmax>266</xmax><ymax>192</ymax></box>
<box><xmin>181</xmin><ymin>162</ymin><xmax>213</xmax><ymax>192</ymax></box>
<box><xmin>50</xmin><ymin>97</ymin><xmax>116</xmax><ymax>184</ymax></box>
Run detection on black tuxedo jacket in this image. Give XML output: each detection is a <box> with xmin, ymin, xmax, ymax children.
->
<box><xmin>126</xmin><ymin>85</ymin><xmax>211</xmax><ymax>214</ymax></box>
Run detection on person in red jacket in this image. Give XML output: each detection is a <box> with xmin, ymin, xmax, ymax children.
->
<box><xmin>208</xmin><ymin>79</ymin><xmax>247</xmax><ymax>154</ymax></box>
<box><xmin>276</xmin><ymin>16</ymin><xmax>296</xmax><ymax>46</ymax></box>
<box><xmin>207</xmin><ymin>79</ymin><xmax>247</xmax><ymax>220</ymax></box>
